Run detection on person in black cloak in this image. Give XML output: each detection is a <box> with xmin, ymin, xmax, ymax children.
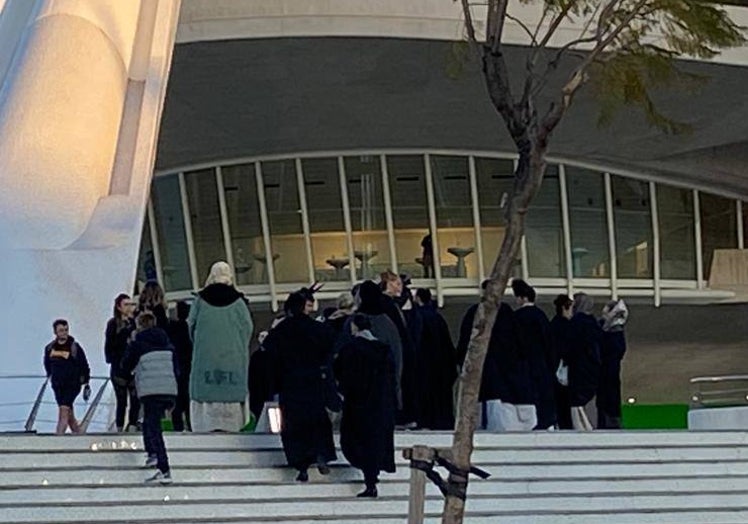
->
<box><xmin>550</xmin><ymin>294</ymin><xmax>574</xmax><ymax>430</ymax></box>
<box><xmin>457</xmin><ymin>281</ymin><xmax>535</xmax><ymax>431</ymax></box>
<box><xmin>568</xmin><ymin>292</ymin><xmax>603</xmax><ymax>431</ymax></box>
<box><xmin>263</xmin><ymin>292</ymin><xmax>337</xmax><ymax>482</ymax></box>
<box><xmin>597</xmin><ymin>299</ymin><xmax>629</xmax><ymax>429</ymax></box>
<box><xmin>380</xmin><ymin>270</ymin><xmax>418</xmax><ymax>427</ymax></box>
<box><xmin>340</xmin><ymin>281</ymin><xmax>403</xmax><ymax>412</ymax></box>
<box><xmin>334</xmin><ymin>314</ymin><xmax>396</xmax><ymax>498</ymax></box>
<box><xmin>413</xmin><ymin>288</ymin><xmax>456</xmax><ymax>430</ymax></box>
<box><xmin>248</xmin><ymin>316</ymin><xmax>284</xmax><ymax>420</ymax></box>
<box><xmin>168</xmin><ymin>301</ymin><xmax>193</xmax><ymax>431</ymax></box>
<box><xmin>511</xmin><ymin>279</ymin><xmax>556</xmax><ymax>430</ymax></box>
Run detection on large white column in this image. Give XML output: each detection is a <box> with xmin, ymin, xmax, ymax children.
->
<box><xmin>0</xmin><ymin>0</ymin><xmax>181</xmax><ymax>431</ymax></box>
<box><xmin>0</xmin><ymin>0</ymin><xmax>140</xmax><ymax>249</ymax></box>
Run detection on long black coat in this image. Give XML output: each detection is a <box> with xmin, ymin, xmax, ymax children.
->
<box><xmin>568</xmin><ymin>313</ymin><xmax>602</xmax><ymax>407</ymax></box>
<box><xmin>514</xmin><ymin>305</ymin><xmax>556</xmax><ymax>429</ymax></box>
<box><xmin>263</xmin><ymin>315</ymin><xmax>337</xmax><ymax>469</ymax></box>
<box><xmin>550</xmin><ymin>315</ymin><xmax>574</xmax><ymax>429</ymax></box>
<box><xmin>457</xmin><ymin>303</ymin><xmax>533</xmax><ymax>406</ymax></box>
<box><xmin>415</xmin><ymin>304</ymin><xmax>457</xmax><ymax>430</ymax></box>
<box><xmin>335</xmin><ymin>335</ymin><xmax>396</xmax><ymax>476</ymax></box>
<box><xmin>382</xmin><ymin>295</ymin><xmax>417</xmax><ymax>423</ymax></box>
<box><xmin>597</xmin><ymin>329</ymin><xmax>626</xmax><ymax>428</ymax></box>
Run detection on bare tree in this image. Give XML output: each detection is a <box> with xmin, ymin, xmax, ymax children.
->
<box><xmin>444</xmin><ymin>1</ymin><xmax>744</xmax><ymax>522</ymax></box>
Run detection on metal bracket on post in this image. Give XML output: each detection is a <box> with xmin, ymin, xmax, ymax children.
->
<box><xmin>403</xmin><ymin>445</ymin><xmax>491</xmax><ymax>524</ymax></box>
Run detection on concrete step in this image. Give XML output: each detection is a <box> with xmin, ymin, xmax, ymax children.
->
<box><xmin>4</xmin><ymin>431</ymin><xmax>748</xmax><ymax>522</ymax></box>
<box><xmin>6</xmin><ymin>493</ymin><xmax>748</xmax><ymax>523</ymax></box>
<box><xmin>4</xmin><ymin>430</ymin><xmax>748</xmax><ymax>451</ymax></box>
<box><xmin>4</xmin><ymin>476</ymin><xmax>748</xmax><ymax>506</ymax></box>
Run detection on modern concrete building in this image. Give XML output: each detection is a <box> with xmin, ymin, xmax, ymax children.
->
<box><xmin>1</xmin><ymin>0</ymin><xmax>748</xmax><ymax>427</ymax></box>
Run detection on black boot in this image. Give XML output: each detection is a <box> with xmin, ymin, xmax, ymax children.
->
<box><xmin>357</xmin><ymin>486</ymin><xmax>378</xmax><ymax>498</ymax></box>
<box><xmin>295</xmin><ymin>469</ymin><xmax>309</xmax><ymax>482</ymax></box>
<box><xmin>316</xmin><ymin>456</ymin><xmax>330</xmax><ymax>475</ymax></box>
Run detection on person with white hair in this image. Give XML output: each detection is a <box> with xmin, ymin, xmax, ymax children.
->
<box><xmin>597</xmin><ymin>299</ymin><xmax>629</xmax><ymax>429</ymax></box>
<box><xmin>568</xmin><ymin>292</ymin><xmax>603</xmax><ymax>431</ymax></box>
<box><xmin>187</xmin><ymin>261</ymin><xmax>254</xmax><ymax>432</ymax></box>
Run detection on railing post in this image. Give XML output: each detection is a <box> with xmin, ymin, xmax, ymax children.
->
<box><xmin>80</xmin><ymin>379</ymin><xmax>110</xmax><ymax>433</ymax></box>
<box><xmin>404</xmin><ymin>445</ymin><xmax>432</xmax><ymax>524</ymax></box>
<box><xmin>24</xmin><ymin>377</ymin><xmax>49</xmax><ymax>432</ymax></box>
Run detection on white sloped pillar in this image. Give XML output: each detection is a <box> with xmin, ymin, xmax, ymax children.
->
<box><xmin>0</xmin><ymin>0</ymin><xmax>141</xmax><ymax>249</ymax></box>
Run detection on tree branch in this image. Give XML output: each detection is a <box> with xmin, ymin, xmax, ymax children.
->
<box><xmin>506</xmin><ymin>13</ymin><xmax>538</xmax><ymax>46</ymax></box>
<box><xmin>537</xmin><ymin>2</ymin><xmax>576</xmax><ymax>50</ymax></box>
<box><xmin>488</xmin><ymin>0</ymin><xmax>510</xmax><ymax>53</ymax></box>
<box><xmin>538</xmin><ymin>0</ymin><xmax>650</xmax><ymax>144</ymax></box>
<box><xmin>459</xmin><ymin>0</ymin><xmax>479</xmax><ymax>45</ymax></box>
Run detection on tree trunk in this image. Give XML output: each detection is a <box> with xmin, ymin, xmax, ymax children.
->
<box><xmin>441</xmin><ymin>148</ymin><xmax>546</xmax><ymax>524</ymax></box>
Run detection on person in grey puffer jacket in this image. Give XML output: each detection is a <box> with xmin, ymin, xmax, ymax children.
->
<box><xmin>121</xmin><ymin>311</ymin><xmax>178</xmax><ymax>485</ymax></box>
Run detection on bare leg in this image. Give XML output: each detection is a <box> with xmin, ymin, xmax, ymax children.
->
<box><xmin>67</xmin><ymin>407</ymin><xmax>82</xmax><ymax>434</ymax></box>
<box><xmin>56</xmin><ymin>406</ymin><xmax>69</xmax><ymax>435</ymax></box>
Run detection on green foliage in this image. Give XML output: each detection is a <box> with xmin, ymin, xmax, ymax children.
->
<box><xmin>458</xmin><ymin>0</ymin><xmax>746</xmax><ymax>135</ymax></box>
<box><xmin>585</xmin><ymin>0</ymin><xmax>745</xmax><ymax>133</ymax></box>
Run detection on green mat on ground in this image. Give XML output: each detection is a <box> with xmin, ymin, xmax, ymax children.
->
<box><xmin>621</xmin><ymin>403</ymin><xmax>688</xmax><ymax>429</ymax></box>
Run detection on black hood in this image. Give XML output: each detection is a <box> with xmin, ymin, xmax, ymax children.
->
<box><xmin>135</xmin><ymin>327</ymin><xmax>172</xmax><ymax>349</ymax></box>
<box><xmin>357</xmin><ymin>281</ymin><xmax>385</xmax><ymax>315</ymax></box>
<box><xmin>198</xmin><ymin>283</ymin><xmax>245</xmax><ymax>307</ymax></box>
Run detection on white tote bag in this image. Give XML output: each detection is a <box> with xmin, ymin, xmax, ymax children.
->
<box><xmin>485</xmin><ymin>399</ymin><xmax>537</xmax><ymax>432</ymax></box>
<box><xmin>556</xmin><ymin>360</ymin><xmax>569</xmax><ymax>386</ymax></box>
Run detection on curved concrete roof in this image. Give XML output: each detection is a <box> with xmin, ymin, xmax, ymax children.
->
<box><xmin>156</xmin><ymin>37</ymin><xmax>748</xmax><ymax>198</ymax></box>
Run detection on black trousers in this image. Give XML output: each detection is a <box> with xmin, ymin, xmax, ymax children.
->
<box><xmin>171</xmin><ymin>379</ymin><xmax>191</xmax><ymax>432</ymax></box>
<box><xmin>113</xmin><ymin>381</ymin><xmax>140</xmax><ymax>430</ymax></box>
<box><xmin>142</xmin><ymin>396</ymin><xmax>175</xmax><ymax>473</ymax></box>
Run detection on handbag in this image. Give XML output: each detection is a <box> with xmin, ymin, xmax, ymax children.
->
<box><xmin>556</xmin><ymin>360</ymin><xmax>569</xmax><ymax>386</ymax></box>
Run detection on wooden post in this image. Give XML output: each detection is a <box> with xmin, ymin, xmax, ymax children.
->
<box><xmin>404</xmin><ymin>445</ymin><xmax>433</xmax><ymax>524</ymax></box>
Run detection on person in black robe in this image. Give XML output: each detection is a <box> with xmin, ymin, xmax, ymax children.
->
<box><xmin>413</xmin><ymin>288</ymin><xmax>456</xmax><ymax>430</ymax></box>
<box><xmin>568</xmin><ymin>293</ymin><xmax>603</xmax><ymax>430</ymax></box>
<box><xmin>334</xmin><ymin>314</ymin><xmax>396</xmax><ymax>498</ymax></box>
<box><xmin>550</xmin><ymin>294</ymin><xmax>574</xmax><ymax>430</ymax></box>
<box><xmin>456</xmin><ymin>281</ymin><xmax>534</xmax><ymax>430</ymax></box>
<box><xmin>597</xmin><ymin>299</ymin><xmax>629</xmax><ymax>429</ymax></box>
<box><xmin>263</xmin><ymin>293</ymin><xmax>337</xmax><ymax>482</ymax></box>
<box><xmin>380</xmin><ymin>270</ymin><xmax>418</xmax><ymax>427</ymax></box>
<box><xmin>512</xmin><ymin>279</ymin><xmax>556</xmax><ymax>430</ymax></box>
<box><xmin>168</xmin><ymin>301</ymin><xmax>193</xmax><ymax>431</ymax></box>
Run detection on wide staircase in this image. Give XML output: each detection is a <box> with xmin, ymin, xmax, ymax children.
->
<box><xmin>2</xmin><ymin>431</ymin><xmax>748</xmax><ymax>523</ymax></box>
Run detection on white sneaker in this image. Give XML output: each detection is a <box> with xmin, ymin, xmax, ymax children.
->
<box><xmin>141</xmin><ymin>455</ymin><xmax>158</xmax><ymax>469</ymax></box>
<box><xmin>145</xmin><ymin>470</ymin><xmax>172</xmax><ymax>485</ymax></box>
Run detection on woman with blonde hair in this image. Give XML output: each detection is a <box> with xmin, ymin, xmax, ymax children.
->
<box><xmin>188</xmin><ymin>261</ymin><xmax>254</xmax><ymax>432</ymax></box>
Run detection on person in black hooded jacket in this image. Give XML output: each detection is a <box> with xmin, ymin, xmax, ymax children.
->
<box><xmin>104</xmin><ymin>293</ymin><xmax>139</xmax><ymax>432</ymax></box>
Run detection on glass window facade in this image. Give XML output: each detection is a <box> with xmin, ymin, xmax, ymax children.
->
<box><xmin>301</xmin><ymin>158</ymin><xmax>348</xmax><ymax>282</ymax></box>
<box><xmin>566</xmin><ymin>167</ymin><xmax>609</xmax><ymax>278</ymax></box>
<box><xmin>142</xmin><ymin>152</ymin><xmax>743</xmax><ymax>305</ymax></box>
<box><xmin>526</xmin><ymin>165</ymin><xmax>563</xmax><ymax>278</ymax></box>
<box><xmin>612</xmin><ymin>176</ymin><xmax>653</xmax><ymax>279</ymax></box>
<box><xmin>700</xmin><ymin>193</ymin><xmax>737</xmax><ymax>281</ymax></box>
<box><xmin>184</xmin><ymin>168</ymin><xmax>226</xmax><ymax>283</ymax></box>
<box><xmin>431</xmin><ymin>155</ymin><xmax>477</xmax><ymax>279</ymax></box>
<box><xmin>151</xmin><ymin>175</ymin><xmax>191</xmax><ymax>291</ymax></box>
<box><xmin>261</xmin><ymin>159</ymin><xmax>307</xmax><ymax>283</ymax></box>
<box><xmin>388</xmin><ymin>155</ymin><xmax>430</xmax><ymax>277</ymax></box>
<box><xmin>134</xmin><ymin>212</ymin><xmax>156</xmax><ymax>293</ymax></box>
<box><xmin>345</xmin><ymin>156</ymin><xmax>390</xmax><ymax>280</ymax></box>
<box><xmin>657</xmin><ymin>185</ymin><xmax>696</xmax><ymax>280</ymax></box>
<box><xmin>475</xmin><ymin>157</ymin><xmax>517</xmax><ymax>278</ymax></box>
<box><xmin>221</xmin><ymin>163</ymin><xmax>267</xmax><ymax>286</ymax></box>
